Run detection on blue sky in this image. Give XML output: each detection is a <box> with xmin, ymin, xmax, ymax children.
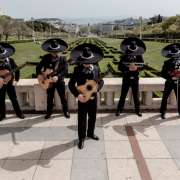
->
<box><xmin>1</xmin><ymin>0</ymin><xmax>180</xmax><ymax>19</ymax></box>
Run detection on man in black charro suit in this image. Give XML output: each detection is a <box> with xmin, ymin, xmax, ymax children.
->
<box><xmin>116</xmin><ymin>37</ymin><xmax>146</xmax><ymax>117</ymax></box>
<box><xmin>68</xmin><ymin>44</ymin><xmax>104</xmax><ymax>149</ymax></box>
<box><xmin>0</xmin><ymin>43</ymin><xmax>25</xmax><ymax>121</ymax></box>
<box><xmin>160</xmin><ymin>43</ymin><xmax>180</xmax><ymax>119</ymax></box>
<box><xmin>36</xmin><ymin>38</ymin><xmax>70</xmax><ymax>119</ymax></box>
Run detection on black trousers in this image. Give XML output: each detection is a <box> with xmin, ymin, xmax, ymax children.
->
<box><xmin>46</xmin><ymin>81</ymin><xmax>68</xmax><ymax>114</ymax></box>
<box><xmin>78</xmin><ymin>97</ymin><xmax>97</xmax><ymax>140</ymax></box>
<box><xmin>160</xmin><ymin>80</ymin><xmax>180</xmax><ymax>114</ymax></box>
<box><xmin>117</xmin><ymin>77</ymin><xmax>140</xmax><ymax>113</ymax></box>
<box><xmin>0</xmin><ymin>83</ymin><xmax>22</xmax><ymax>117</ymax></box>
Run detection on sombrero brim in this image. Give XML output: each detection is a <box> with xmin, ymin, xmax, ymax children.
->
<box><xmin>161</xmin><ymin>43</ymin><xmax>180</xmax><ymax>58</ymax></box>
<box><xmin>121</xmin><ymin>37</ymin><xmax>146</xmax><ymax>55</ymax></box>
<box><xmin>70</xmin><ymin>43</ymin><xmax>104</xmax><ymax>64</ymax></box>
<box><xmin>0</xmin><ymin>43</ymin><xmax>15</xmax><ymax>59</ymax></box>
<box><xmin>41</xmin><ymin>38</ymin><xmax>68</xmax><ymax>52</ymax></box>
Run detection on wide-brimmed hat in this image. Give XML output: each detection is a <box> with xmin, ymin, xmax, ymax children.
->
<box><xmin>41</xmin><ymin>38</ymin><xmax>68</xmax><ymax>52</ymax></box>
<box><xmin>0</xmin><ymin>42</ymin><xmax>15</xmax><ymax>59</ymax></box>
<box><xmin>161</xmin><ymin>43</ymin><xmax>180</xmax><ymax>58</ymax></box>
<box><xmin>70</xmin><ymin>43</ymin><xmax>104</xmax><ymax>64</ymax></box>
<box><xmin>120</xmin><ymin>37</ymin><xmax>146</xmax><ymax>55</ymax></box>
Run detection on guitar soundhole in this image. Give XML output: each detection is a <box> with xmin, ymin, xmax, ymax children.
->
<box><xmin>86</xmin><ymin>85</ymin><xmax>92</xmax><ymax>91</ymax></box>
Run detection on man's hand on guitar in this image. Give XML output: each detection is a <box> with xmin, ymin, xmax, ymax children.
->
<box><xmin>0</xmin><ymin>78</ymin><xmax>5</xmax><ymax>88</ymax></box>
<box><xmin>78</xmin><ymin>94</ymin><xmax>86</xmax><ymax>103</ymax></box>
<box><xmin>52</xmin><ymin>76</ymin><xmax>58</xmax><ymax>83</ymax></box>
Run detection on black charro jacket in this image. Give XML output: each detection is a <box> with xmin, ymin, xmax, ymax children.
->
<box><xmin>36</xmin><ymin>54</ymin><xmax>68</xmax><ymax>82</ymax></box>
<box><xmin>0</xmin><ymin>57</ymin><xmax>20</xmax><ymax>82</ymax></box>
<box><xmin>118</xmin><ymin>55</ymin><xmax>144</xmax><ymax>78</ymax></box>
<box><xmin>161</xmin><ymin>57</ymin><xmax>180</xmax><ymax>81</ymax></box>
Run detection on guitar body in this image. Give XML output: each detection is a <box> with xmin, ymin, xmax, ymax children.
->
<box><xmin>0</xmin><ymin>69</ymin><xmax>13</xmax><ymax>89</ymax></box>
<box><xmin>77</xmin><ymin>80</ymin><xmax>98</xmax><ymax>102</ymax></box>
<box><xmin>38</xmin><ymin>68</ymin><xmax>54</xmax><ymax>90</ymax></box>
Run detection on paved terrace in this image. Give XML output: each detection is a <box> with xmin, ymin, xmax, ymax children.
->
<box><xmin>0</xmin><ymin>113</ymin><xmax>180</xmax><ymax>180</ymax></box>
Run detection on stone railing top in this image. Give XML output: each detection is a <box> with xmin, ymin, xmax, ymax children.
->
<box><xmin>17</xmin><ymin>78</ymin><xmax>165</xmax><ymax>86</ymax></box>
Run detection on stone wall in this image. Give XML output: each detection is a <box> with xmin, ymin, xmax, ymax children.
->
<box><xmin>6</xmin><ymin>78</ymin><xmax>178</xmax><ymax>111</ymax></box>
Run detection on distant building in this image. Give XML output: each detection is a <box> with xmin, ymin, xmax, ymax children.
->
<box><xmin>98</xmin><ymin>24</ymin><xmax>115</xmax><ymax>33</ymax></box>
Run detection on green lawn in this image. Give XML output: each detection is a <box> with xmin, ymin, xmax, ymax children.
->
<box><xmin>12</xmin><ymin>42</ymin><xmax>45</xmax><ymax>65</ymax></box>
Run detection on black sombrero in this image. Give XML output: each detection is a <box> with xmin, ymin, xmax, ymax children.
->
<box><xmin>41</xmin><ymin>38</ymin><xmax>68</xmax><ymax>52</ymax></box>
<box><xmin>161</xmin><ymin>43</ymin><xmax>180</xmax><ymax>58</ymax></box>
<box><xmin>120</xmin><ymin>37</ymin><xmax>146</xmax><ymax>55</ymax></box>
<box><xmin>0</xmin><ymin>42</ymin><xmax>15</xmax><ymax>59</ymax></box>
<box><xmin>70</xmin><ymin>43</ymin><xmax>104</xmax><ymax>64</ymax></box>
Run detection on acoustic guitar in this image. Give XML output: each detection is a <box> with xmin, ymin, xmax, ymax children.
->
<box><xmin>76</xmin><ymin>64</ymin><xmax>110</xmax><ymax>103</ymax></box>
<box><xmin>0</xmin><ymin>69</ymin><xmax>13</xmax><ymax>89</ymax></box>
<box><xmin>38</xmin><ymin>59</ymin><xmax>61</xmax><ymax>90</ymax></box>
<box><xmin>77</xmin><ymin>80</ymin><xmax>98</xmax><ymax>102</ymax></box>
<box><xmin>37</xmin><ymin>68</ymin><xmax>55</xmax><ymax>90</ymax></box>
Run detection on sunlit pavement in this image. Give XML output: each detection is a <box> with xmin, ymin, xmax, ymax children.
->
<box><xmin>0</xmin><ymin>113</ymin><xmax>180</xmax><ymax>180</ymax></box>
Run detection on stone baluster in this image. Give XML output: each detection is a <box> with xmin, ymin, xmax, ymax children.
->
<box><xmin>128</xmin><ymin>89</ymin><xmax>134</xmax><ymax>106</ymax></box>
<box><xmin>29</xmin><ymin>90</ymin><xmax>35</xmax><ymax>108</ymax></box>
<box><xmin>97</xmin><ymin>92</ymin><xmax>101</xmax><ymax>108</ymax></box>
<box><xmin>67</xmin><ymin>92</ymin><xmax>76</xmax><ymax>110</ymax></box>
<box><xmin>17</xmin><ymin>92</ymin><xmax>27</xmax><ymax>107</ymax></box>
<box><xmin>106</xmin><ymin>91</ymin><xmax>114</xmax><ymax>106</ymax></box>
<box><xmin>34</xmin><ymin>84</ymin><xmax>47</xmax><ymax>111</ymax></box>
<box><xmin>169</xmin><ymin>91</ymin><xmax>177</xmax><ymax>106</ymax></box>
<box><xmin>54</xmin><ymin>90</ymin><xmax>62</xmax><ymax>110</ymax></box>
<box><xmin>142</xmin><ymin>91</ymin><xmax>153</xmax><ymax>106</ymax></box>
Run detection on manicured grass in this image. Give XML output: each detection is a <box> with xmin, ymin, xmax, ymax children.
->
<box><xmin>12</xmin><ymin>42</ymin><xmax>45</xmax><ymax>65</ymax></box>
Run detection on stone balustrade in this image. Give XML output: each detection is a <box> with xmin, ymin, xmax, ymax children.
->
<box><xmin>6</xmin><ymin>78</ymin><xmax>178</xmax><ymax>111</ymax></box>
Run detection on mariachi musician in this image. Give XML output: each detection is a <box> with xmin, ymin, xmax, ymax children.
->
<box><xmin>116</xmin><ymin>37</ymin><xmax>146</xmax><ymax>116</ymax></box>
<box><xmin>0</xmin><ymin>43</ymin><xmax>25</xmax><ymax>121</ymax></box>
<box><xmin>68</xmin><ymin>44</ymin><xmax>104</xmax><ymax>149</ymax></box>
<box><xmin>36</xmin><ymin>38</ymin><xmax>70</xmax><ymax>119</ymax></box>
<box><xmin>160</xmin><ymin>43</ymin><xmax>180</xmax><ymax>119</ymax></box>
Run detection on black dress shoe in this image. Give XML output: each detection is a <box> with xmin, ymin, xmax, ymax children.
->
<box><xmin>44</xmin><ymin>113</ymin><xmax>51</xmax><ymax>119</ymax></box>
<box><xmin>0</xmin><ymin>116</ymin><xmax>5</xmax><ymax>121</ymax></box>
<box><xmin>17</xmin><ymin>114</ymin><xmax>25</xmax><ymax>119</ymax></box>
<box><xmin>136</xmin><ymin>112</ymin><xmax>142</xmax><ymax>117</ymax></box>
<box><xmin>115</xmin><ymin>109</ymin><xmax>122</xmax><ymax>116</ymax></box>
<box><xmin>161</xmin><ymin>113</ymin><xmax>165</xmax><ymax>119</ymax></box>
<box><xmin>64</xmin><ymin>111</ymin><xmax>70</xmax><ymax>119</ymax></box>
<box><xmin>78</xmin><ymin>139</ymin><xmax>84</xmax><ymax>149</ymax></box>
<box><xmin>115</xmin><ymin>111</ymin><xmax>120</xmax><ymax>116</ymax></box>
<box><xmin>87</xmin><ymin>134</ymin><xmax>99</xmax><ymax>141</ymax></box>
